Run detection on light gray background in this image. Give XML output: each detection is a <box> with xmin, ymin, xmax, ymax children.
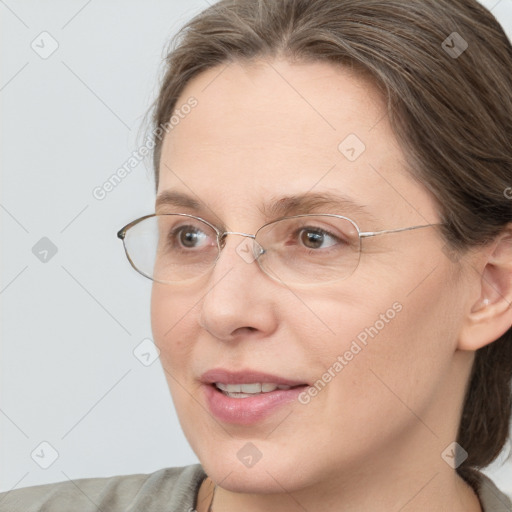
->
<box><xmin>1</xmin><ymin>0</ymin><xmax>512</xmax><ymax>498</ymax></box>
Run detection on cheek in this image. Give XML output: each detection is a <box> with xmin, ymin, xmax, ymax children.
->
<box><xmin>150</xmin><ymin>284</ymin><xmax>205</xmax><ymax>434</ymax></box>
<box><xmin>150</xmin><ymin>284</ymin><xmax>198</xmax><ymax>373</ymax></box>
<box><xmin>307</xmin><ymin>265</ymin><xmax>462</xmax><ymax>439</ymax></box>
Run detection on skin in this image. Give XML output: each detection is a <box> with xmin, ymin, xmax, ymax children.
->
<box><xmin>150</xmin><ymin>58</ymin><xmax>512</xmax><ymax>511</ymax></box>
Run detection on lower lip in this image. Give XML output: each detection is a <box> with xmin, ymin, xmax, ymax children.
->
<box><xmin>202</xmin><ymin>384</ymin><xmax>307</xmax><ymax>425</ymax></box>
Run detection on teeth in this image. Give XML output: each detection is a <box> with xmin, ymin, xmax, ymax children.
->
<box><xmin>215</xmin><ymin>382</ymin><xmax>293</xmax><ymax>395</ymax></box>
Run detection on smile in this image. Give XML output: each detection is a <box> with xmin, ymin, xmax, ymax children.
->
<box><xmin>214</xmin><ymin>382</ymin><xmax>296</xmax><ymax>397</ymax></box>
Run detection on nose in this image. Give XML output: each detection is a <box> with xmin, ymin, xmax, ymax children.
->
<box><xmin>198</xmin><ymin>233</ymin><xmax>278</xmax><ymax>342</ymax></box>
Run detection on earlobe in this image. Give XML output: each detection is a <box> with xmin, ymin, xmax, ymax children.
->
<box><xmin>458</xmin><ymin>227</ymin><xmax>512</xmax><ymax>351</ymax></box>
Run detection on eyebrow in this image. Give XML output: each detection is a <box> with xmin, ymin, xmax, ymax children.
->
<box><xmin>155</xmin><ymin>190</ymin><xmax>376</xmax><ymax>223</ymax></box>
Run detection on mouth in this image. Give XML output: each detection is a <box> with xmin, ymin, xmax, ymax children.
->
<box><xmin>200</xmin><ymin>369</ymin><xmax>309</xmax><ymax>424</ymax></box>
<box><xmin>213</xmin><ymin>381</ymin><xmax>305</xmax><ymax>398</ymax></box>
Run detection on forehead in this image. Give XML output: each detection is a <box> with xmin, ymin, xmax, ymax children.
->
<box><xmin>163</xmin><ymin>58</ymin><xmax>384</xmax><ymax>166</ymax></box>
<box><xmin>158</xmin><ymin>58</ymin><xmax>438</xmax><ymax>227</ymax></box>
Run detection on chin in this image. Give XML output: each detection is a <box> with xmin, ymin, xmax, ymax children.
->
<box><xmin>192</xmin><ymin>437</ymin><xmax>318</xmax><ymax>493</ymax></box>
<box><xmin>202</xmin><ymin>458</ymin><xmax>299</xmax><ymax>493</ymax></box>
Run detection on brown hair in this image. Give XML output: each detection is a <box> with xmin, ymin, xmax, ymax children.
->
<box><xmin>150</xmin><ymin>0</ymin><xmax>512</xmax><ymax>484</ymax></box>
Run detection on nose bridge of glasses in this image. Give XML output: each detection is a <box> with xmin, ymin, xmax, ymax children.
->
<box><xmin>217</xmin><ymin>231</ymin><xmax>264</xmax><ymax>264</ymax></box>
<box><xmin>218</xmin><ymin>230</ymin><xmax>256</xmax><ymax>245</ymax></box>
<box><xmin>221</xmin><ymin>230</ymin><xmax>255</xmax><ymax>238</ymax></box>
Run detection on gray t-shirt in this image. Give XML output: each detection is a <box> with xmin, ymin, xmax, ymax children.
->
<box><xmin>0</xmin><ymin>464</ymin><xmax>510</xmax><ymax>511</ymax></box>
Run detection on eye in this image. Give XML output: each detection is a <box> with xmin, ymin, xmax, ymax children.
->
<box><xmin>168</xmin><ymin>224</ymin><xmax>212</xmax><ymax>249</ymax></box>
<box><xmin>297</xmin><ymin>227</ymin><xmax>342</xmax><ymax>250</ymax></box>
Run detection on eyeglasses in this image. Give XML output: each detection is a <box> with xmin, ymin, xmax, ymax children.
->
<box><xmin>117</xmin><ymin>213</ymin><xmax>441</xmax><ymax>286</ymax></box>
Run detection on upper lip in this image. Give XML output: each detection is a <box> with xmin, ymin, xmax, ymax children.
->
<box><xmin>201</xmin><ymin>368</ymin><xmax>309</xmax><ymax>387</ymax></box>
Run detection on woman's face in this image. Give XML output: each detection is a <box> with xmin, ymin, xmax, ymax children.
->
<box><xmin>151</xmin><ymin>59</ymin><xmax>474</xmax><ymax>493</ymax></box>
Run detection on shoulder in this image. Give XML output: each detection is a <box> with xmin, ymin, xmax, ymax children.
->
<box><xmin>475</xmin><ymin>472</ymin><xmax>512</xmax><ymax>512</ymax></box>
<box><xmin>0</xmin><ymin>463</ymin><xmax>207</xmax><ymax>512</ymax></box>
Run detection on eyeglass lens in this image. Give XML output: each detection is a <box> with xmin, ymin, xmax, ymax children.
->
<box><xmin>122</xmin><ymin>214</ymin><xmax>362</xmax><ymax>285</ymax></box>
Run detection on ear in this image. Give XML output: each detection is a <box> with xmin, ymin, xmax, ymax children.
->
<box><xmin>458</xmin><ymin>226</ymin><xmax>512</xmax><ymax>351</ymax></box>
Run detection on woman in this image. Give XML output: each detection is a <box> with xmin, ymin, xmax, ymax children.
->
<box><xmin>2</xmin><ymin>0</ymin><xmax>511</xmax><ymax>510</ymax></box>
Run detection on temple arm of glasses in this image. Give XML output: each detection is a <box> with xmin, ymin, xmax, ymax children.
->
<box><xmin>359</xmin><ymin>223</ymin><xmax>441</xmax><ymax>238</ymax></box>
